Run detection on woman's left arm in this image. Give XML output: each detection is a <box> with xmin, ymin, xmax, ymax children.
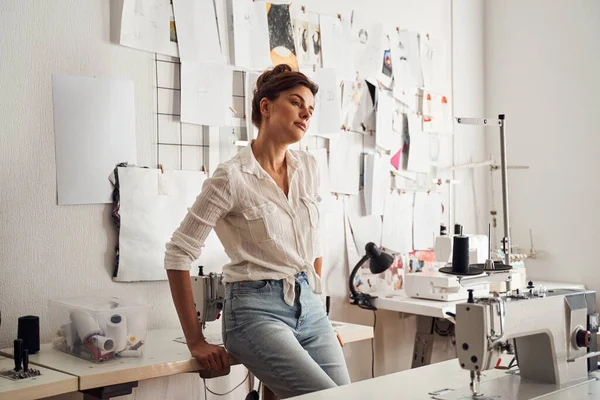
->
<box><xmin>314</xmin><ymin>257</ymin><xmax>322</xmax><ymax>278</ymax></box>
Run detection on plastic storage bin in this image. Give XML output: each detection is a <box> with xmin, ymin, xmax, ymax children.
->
<box><xmin>49</xmin><ymin>297</ymin><xmax>149</xmax><ymax>363</ymax></box>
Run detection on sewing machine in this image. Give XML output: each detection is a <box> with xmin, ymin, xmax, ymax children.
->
<box><xmin>190</xmin><ymin>267</ymin><xmax>225</xmax><ymax>327</ymax></box>
<box><xmin>449</xmin><ymin>287</ymin><xmax>599</xmax><ymax>398</ymax></box>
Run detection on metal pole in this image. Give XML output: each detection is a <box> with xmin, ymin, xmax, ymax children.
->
<box><xmin>498</xmin><ymin>114</ymin><xmax>511</xmax><ymax>266</ymax></box>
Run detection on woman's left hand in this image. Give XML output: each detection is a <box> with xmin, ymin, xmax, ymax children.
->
<box><xmin>334</xmin><ymin>330</ymin><xmax>344</xmax><ymax>347</ymax></box>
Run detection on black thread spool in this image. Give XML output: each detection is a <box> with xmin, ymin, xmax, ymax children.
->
<box><xmin>17</xmin><ymin>315</ymin><xmax>40</xmax><ymax>354</ymax></box>
<box><xmin>451</xmin><ymin>235</ymin><xmax>470</xmax><ymax>274</ymax></box>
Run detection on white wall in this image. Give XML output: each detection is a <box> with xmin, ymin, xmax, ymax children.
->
<box><xmin>0</xmin><ymin>0</ymin><xmax>486</xmax><ymax>398</ymax></box>
<box><xmin>484</xmin><ymin>0</ymin><xmax>600</xmax><ymax>309</ymax></box>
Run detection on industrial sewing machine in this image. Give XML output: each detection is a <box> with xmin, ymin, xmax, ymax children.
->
<box><xmin>190</xmin><ymin>267</ymin><xmax>225</xmax><ymax>332</ymax></box>
<box><xmin>444</xmin><ymin>287</ymin><xmax>600</xmax><ymax>399</ymax></box>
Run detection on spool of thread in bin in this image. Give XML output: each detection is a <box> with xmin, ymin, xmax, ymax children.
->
<box><xmin>91</xmin><ymin>335</ymin><xmax>115</xmax><ymax>355</ymax></box>
<box><xmin>70</xmin><ymin>310</ymin><xmax>103</xmax><ymax>341</ymax></box>
<box><xmin>105</xmin><ymin>314</ymin><xmax>127</xmax><ymax>353</ymax></box>
<box><xmin>451</xmin><ymin>235</ymin><xmax>470</xmax><ymax>274</ymax></box>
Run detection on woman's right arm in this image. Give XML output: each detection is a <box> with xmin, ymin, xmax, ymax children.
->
<box><xmin>167</xmin><ymin>270</ymin><xmax>230</xmax><ymax>370</ymax></box>
<box><xmin>164</xmin><ymin>167</ymin><xmax>233</xmax><ymax>370</ymax></box>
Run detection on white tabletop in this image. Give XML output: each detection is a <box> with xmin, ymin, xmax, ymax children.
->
<box><xmin>371</xmin><ymin>281</ymin><xmax>587</xmax><ymax>319</ymax></box>
<box><xmin>289</xmin><ymin>358</ymin><xmax>506</xmax><ymax>399</ymax></box>
<box><xmin>0</xmin><ymin>356</ymin><xmax>78</xmax><ymax>400</ymax></box>
<box><xmin>0</xmin><ymin>323</ymin><xmax>372</xmax><ymax>391</ymax></box>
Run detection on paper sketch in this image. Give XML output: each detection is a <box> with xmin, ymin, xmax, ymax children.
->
<box><xmin>307</xmin><ymin>148</ymin><xmax>330</xmax><ymax>198</ymax></box>
<box><xmin>351</xmin><ymin>14</ymin><xmax>385</xmax><ymax>81</ymax></box>
<box><xmin>172</xmin><ymin>0</ymin><xmax>222</xmax><ymax>64</ymax></box>
<box><xmin>290</xmin><ymin>5</ymin><xmax>310</xmax><ymax>66</ymax></box>
<box><xmin>319</xmin><ymin>14</ymin><xmax>354</xmax><ymax>82</ymax></box>
<box><xmin>375</xmin><ymin>89</ymin><xmax>395</xmax><ymax>150</ymax></box>
<box><xmin>390</xmin><ymin>30</ymin><xmax>423</xmax><ymax>90</ymax></box>
<box><xmin>420</xmin><ymin>34</ymin><xmax>449</xmax><ymax>94</ymax></box>
<box><xmin>180</xmin><ymin>63</ymin><xmax>233</xmax><ymax>126</ymax></box>
<box><xmin>266</xmin><ymin>3</ymin><xmax>298</xmax><ymax>69</ymax></box>
<box><xmin>377</xmin><ymin>34</ymin><xmax>393</xmax><ymax>88</ymax></box>
<box><xmin>310</xmin><ymin>68</ymin><xmax>341</xmax><ymax>134</ymax></box>
<box><xmin>347</xmin><ymin>193</ymin><xmax>383</xmax><ymax>253</ymax></box>
<box><xmin>52</xmin><ymin>75</ymin><xmax>137</xmax><ymax>205</ymax></box>
<box><xmin>231</xmin><ymin>0</ymin><xmax>271</xmax><ymax>70</ymax></box>
<box><xmin>340</xmin><ymin>80</ymin><xmax>376</xmax><ymax>134</ymax></box>
<box><xmin>244</xmin><ymin>71</ymin><xmax>260</xmax><ymax>140</ymax></box>
<box><xmin>307</xmin><ymin>12</ymin><xmax>322</xmax><ymax>67</ymax></box>
<box><xmin>120</xmin><ymin>0</ymin><xmax>179</xmax><ymax>57</ymax></box>
<box><xmin>381</xmin><ymin>191</ymin><xmax>414</xmax><ymax>253</ymax></box>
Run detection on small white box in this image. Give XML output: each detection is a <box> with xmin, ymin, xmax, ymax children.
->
<box><xmin>49</xmin><ymin>297</ymin><xmax>149</xmax><ymax>363</ymax></box>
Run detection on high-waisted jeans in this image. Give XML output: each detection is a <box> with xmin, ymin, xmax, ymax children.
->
<box><xmin>222</xmin><ymin>272</ymin><xmax>351</xmax><ymax>398</ymax></box>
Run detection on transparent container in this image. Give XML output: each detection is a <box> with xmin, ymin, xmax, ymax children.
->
<box><xmin>49</xmin><ymin>297</ymin><xmax>149</xmax><ymax>363</ymax></box>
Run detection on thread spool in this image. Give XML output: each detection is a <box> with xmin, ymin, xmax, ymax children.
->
<box><xmin>17</xmin><ymin>315</ymin><xmax>40</xmax><ymax>354</ymax></box>
<box><xmin>451</xmin><ymin>235</ymin><xmax>469</xmax><ymax>274</ymax></box>
<box><xmin>70</xmin><ymin>310</ymin><xmax>102</xmax><ymax>341</ymax></box>
<box><xmin>105</xmin><ymin>314</ymin><xmax>128</xmax><ymax>352</ymax></box>
<box><xmin>91</xmin><ymin>335</ymin><xmax>115</xmax><ymax>355</ymax></box>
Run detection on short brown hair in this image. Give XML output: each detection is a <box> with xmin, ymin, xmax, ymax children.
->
<box><xmin>251</xmin><ymin>64</ymin><xmax>319</xmax><ymax>129</ymax></box>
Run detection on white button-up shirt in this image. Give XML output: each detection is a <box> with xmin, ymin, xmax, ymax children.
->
<box><xmin>165</xmin><ymin>142</ymin><xmax>322</xmax><ymax>306</ymax></box>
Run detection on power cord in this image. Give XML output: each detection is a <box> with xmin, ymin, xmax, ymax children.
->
<box><xmin>371</xmin><ymin>310</ymin><xmax>376</xmax><ymax>378</ymax></box>
<box><xmin>203</xmin><ymin>371</ymin><xmax>249</xmax><ymax>397</ymax></box>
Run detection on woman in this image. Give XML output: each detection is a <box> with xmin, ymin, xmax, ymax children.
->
<box><xmin>165</xmin><ymin>64</ymin><xmax>351</xmax><ymax>398</ymax></box>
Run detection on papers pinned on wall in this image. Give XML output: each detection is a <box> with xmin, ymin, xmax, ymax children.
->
<box><xmin>309</xmin><ymin>68</ymin><xmax>341</xmax><ymax>135</ymax></box>
<box><xmin>52</xmin><ymin>75</ymin><xmax>137</xmax><ymax>205</ymax></box>
<box><xmin>364</xmin><ymin>153</ymin><xmax>390</xmax><ymax>216</ymax></box>
<box><xmin>340</xmin><ymin>80</ymin><xmax>376</xmax><ymax>134</ymax></box>
<box><xmin>413</xmin><ymin>191</ymin><xmax>442</xmax><ymax>250</ymax></box>
<box><xmin>406</xmin><ymin>113</ymin><xmax>430</xmax><ymax>174</ymax></box>
<box><xmin>266</xmin><ymin>2</ymin><xmax>298</xmax><ymax>69</ymax></box>
<box><xmin>346</xmin><ymin>193</ymin><xmax>383</xmax><ymax>254</ymax></box>
<box><xmin>422</xmin><ymin>91</ymin><xmax>453</xmax><ymax>134</ymax></box>
<box><xmin>351</xmin><ymin>14</ymin><xmax>385</xmax><ymax>81</ymax></box>
<box><xmin>172</xmin><ymin>0</ymin><xmax>223</xmax><ymax>64</ymax></box>
<box><xmin>319</xmin><ymin>14</ymin><xmax>354</xmax><ymax>82</ymax></box>
<box><xmin>390</xmin><ymin>30</ymin><xmax>423</xmax><ymax>90</ymax></box>
<box><xmin>328</xmin><ymin>132</ymin><xmax>361</xmax><ymax>195</ymax></box>
<box><xmin>120</xmin><ymin>0</ymin><xmax>179</xmax><ymax>57</ymax></box>
<box><xmin>307</xmin><ymin>148</ymin><xmax>330</xmax><ymax>199</ymax></box>
<box><xmin>115</xmin><ymin>168</ymin><xmax>229</xmax><ymax>281</ymax></box>
<box><xmin>231</xmin><ymin>0</ymin><xmax>271</xmax><ymax>70</ymax></box>
<box><xmin>375</xmin><ymin>89</ymin><xmax>396</xmax><ymax>150</ymax></box>
<box><xmin>420</xmin><ymin>34</ymin><xmax>449</xmax><ymax>94</ymax></box>
<box><xmin>180</xmin><ymin>63</ymin><xmax>233</xmax><ymax>127</ymax></box>
<box><xmin>381</xmin><ymin>191</ymin><xmax>414</xmax><ymax>254</ymax></box>
<box><xmin>244</xmin><ymin>71</ymin><xmax>260</xmax><ymax>140</ymax></box>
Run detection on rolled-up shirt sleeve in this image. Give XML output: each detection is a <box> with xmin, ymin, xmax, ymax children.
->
<box><xmin>164</xmin><ymin>166</ymin><xmax>233</xmax><ymax>271</ymax></box>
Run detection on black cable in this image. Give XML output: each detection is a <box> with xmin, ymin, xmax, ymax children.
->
<box><xmin>371</xmin><ymin>310</ymin><xmax>376</xmax><ymax>378</ymax></box>
<box><xmin>202</xmin><ymin>372</ymin><xmax>249</xmax><ymax>397</ymax></box>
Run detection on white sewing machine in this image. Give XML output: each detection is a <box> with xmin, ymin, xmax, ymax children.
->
<box><xmin>190</xmin><ymin>267</ymin><xmax>225</xmax><ymax>327</ymax></box>
<box><xmin>437</xmin><ymin>288</ymin><xmax>600</xmax><ymax>399</ymax></box>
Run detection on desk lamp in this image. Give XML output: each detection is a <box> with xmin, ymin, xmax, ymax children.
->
<box><xmin>349</xmin><ymin>242</ymin><xmax>394</xmax><ymax>310</ymax></box>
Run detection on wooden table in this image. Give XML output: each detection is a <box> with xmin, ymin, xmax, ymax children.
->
<box><xmin>0</xmin><ymin>322</ymin><xmax>373</xmax><ymax>399</ymax></box>
<box><xmin>0</xmin><ymin>356</ymin><xmax>78</xmax><ymax>400</ymax></box>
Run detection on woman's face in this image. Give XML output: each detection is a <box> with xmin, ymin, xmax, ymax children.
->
<box><xmin>261</xmin><ymin>85</ymin><xmax>315</xmax><ymax>145</ymax></box>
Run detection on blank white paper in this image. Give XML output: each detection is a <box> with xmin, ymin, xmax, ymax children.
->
<box><xmin>420</xmin><ymin>34</ymin><xmax>449</xmax><ymax>94</ymax></box>
<box><xmin>52</xmin><ymin>75</ymin><xmax>137</xmax><ymax>205</ymax></box>
<box><xmin>375</xmin><ymin>89</ymin><xmax>395</xmax><ymax>150</ymax></box>
<box><xmin>407</xmin><ymin>113</ymin><xmax>430</xmax><ymax>173</ymax></box>
<box><xmin>231</xmin><ymin>0</ymin><xmax>271</xmax><ymax>70</ymax></box>
<box><xmin>347</xmin><ymin>192</ymin><xmax>383</xmax><ymax>254</ymax></box>
<box><xmin>381</xmin><ymin>191</ymin><xmax>414</xmax><ymax>253</ymax></box>
<box><xmin>180</xmin><ymin>63</ymin><xmax>233</xmax><ymax>127</ymax></box>
<box><xmin>120</xmin><ymin>0</ymin><xmax>179</xmax><ymax>57</ymax></box>
<box><xmin>413</xmin><ymin>192</ymin><xmax>442</xmax><ymax>250</ymax></box>
<box><xmin>307</xmin><ymin>148</ymin><xmax>330</xmax><ymax>198</ymax></box>
<box><xmin>172</xmin><ymin>0</ymin><xmax>223</xmax><ymax>64</ymax></box>
<box><xmin>117</xmin><ymin>168</ymin><xmax>229</xmax><ymax>281</ymax></box>
<box><xmin>319</xmin><ymin>14</ymin><xmax>354</xmax><ymax>82</ymax></box>
<box><xmin>364</xmin><ymin>153</ymin><xmax>390</xmax><ymax>216</ymax></box>
<box><xmin>328</xmin><ymin>132</ymin><xmax>361</xmax><ymax>195</ymax></box>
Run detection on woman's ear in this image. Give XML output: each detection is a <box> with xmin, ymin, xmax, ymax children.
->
<box><xmin>260</xmin><ymin>98</ymin><xmax>270</xmax><ymax>120</ymax></box>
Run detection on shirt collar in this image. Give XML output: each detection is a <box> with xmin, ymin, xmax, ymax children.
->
<box><xmin>240</xmin><ymin>140</ymin><xmax>301</xmax><ymax>179</ymax></box>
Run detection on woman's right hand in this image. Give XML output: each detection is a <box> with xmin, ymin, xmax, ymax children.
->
<box><xmin>189</xmin><ymin>339</ymin><xmax>231</xmax><ymax>371</ymax></box>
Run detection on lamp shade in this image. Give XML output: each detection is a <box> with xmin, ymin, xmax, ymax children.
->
<box><xmin>365</xmin><ymin>242</ymin><xmax>393</xmax><ymax>274</ymax></box>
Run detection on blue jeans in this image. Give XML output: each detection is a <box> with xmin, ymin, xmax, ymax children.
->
<box><xmin>222</xmin><ymin>272</ymin><xmax>351</xmax><ymax>398</ymax></box>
